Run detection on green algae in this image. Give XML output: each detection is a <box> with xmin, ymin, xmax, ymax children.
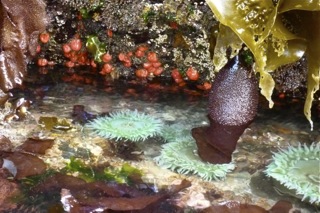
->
<box><xmin>85</xmin><ymin>35</ymin><xmax>106</xmax><ymax>62</ymax></box>
<box><xmin>64</xmin><ymin>157</ymin><xmax>143</xmax><ymax>184</ymax></box>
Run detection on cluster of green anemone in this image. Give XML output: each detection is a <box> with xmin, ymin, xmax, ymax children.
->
<box><xmin>86</xmin><ymin>110</ymin><xmax>235</xmax><ymax>180</ymax></box>
<box><xmin>86</xmin><ymin>111</ymin><xmax>319</xmax><ymax>203</ymax></box>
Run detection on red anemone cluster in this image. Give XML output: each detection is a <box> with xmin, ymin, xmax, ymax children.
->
<box><xmin>118</xmin><ymin>51</ymin><xmax>133</xmax><ymax>68</ymax></box>
<box><xmin>37</xmin><ymin>32</ymin><xmax>55</xmax><ymax>67</ymax></box>
<box><xmin>135</xmin><ymin>46</ymin><xmax>164</xmax><ymax>78</ymax></box>
<box><xmin>100</xmin><ymin>53</ymin><xmax>114</xmax><ymax>75</ymax></box>
<box><xmin>35</xmin><ymin>32</ymin><xmax>212</xmax><ymax>91</ymax></box>
<box><xmin>62</xmin><ymin>36</ymin><xmax>90</xmax><ymax>68</ymax></box>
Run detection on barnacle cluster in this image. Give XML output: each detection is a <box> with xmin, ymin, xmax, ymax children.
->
<box><xmin>272</xmin><ymin>56</ymin><xmax>308</xmax><ymax>93</ymax></box>
<box><xmin>162</xmin><ymin>0</ymin><xmax>203</xmax><ymax>26</ymax></box>
<box><xmin>57</xmin><ymin>0</ymin><xmax>102</xmax><ymax>11</ymax></box>
<box><xmin>101</xmin><ymin>0</ymin><xmax>147</xmax><ymax>32</ymax></box>
<box><xmin>145</xmin><ymin>0</ymin><xmax>216</xmax><ymax>81</ymax></box>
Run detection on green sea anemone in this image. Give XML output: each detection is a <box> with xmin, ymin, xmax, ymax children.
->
<box><xmin>87</xmin><ymin>110</ymin><xmax>163</xmax><ymax>142</ymax></box>
<box><xmin>265</xmin><ymin>143</ymin><xmax>320</xmax><ymax>204</ymax></box>
<box><xmin>155</xmin><ymin>138</ymin><xmax>235</xmax><ymax>181</ymax></box>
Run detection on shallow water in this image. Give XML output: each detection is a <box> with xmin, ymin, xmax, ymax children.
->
<box><xmin>1</xmin><ymin>74</ymin><xmax>319</xmax><ymax>212</ymax></box>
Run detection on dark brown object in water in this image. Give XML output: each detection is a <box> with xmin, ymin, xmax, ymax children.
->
<box><xmin>192</xmin><ymin>53</ymin><xmax>259</xmax><ymax>164</ymax></box>
<box><xmin>0</xmin><ymin>0</ymin><xmax>46</xmax><ymax>104</ymax></box>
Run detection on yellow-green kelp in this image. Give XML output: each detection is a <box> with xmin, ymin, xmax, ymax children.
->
<box><xmin>206</xmin><ymin>0</ymin><xmax>320</xmax><ymax>130</ymax></box>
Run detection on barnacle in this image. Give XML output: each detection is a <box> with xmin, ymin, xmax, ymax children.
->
<box><xmin>101</xmin><ymin>0</ymin><xmax>147</xmax><ymax>32</ymax></box>
<box><xmin>206</xmin><ymin>0</ymin><xmax>320</xmax><ymax>129</ymax></box>
<box><xmin>162</xmin><ymin>0</ymin><xmax>200</xmax><ymax>26</ymax></box>
<box><xmin>58</xmin><ymin>0</ymin><xmax>102</xmax><ymax>11</ymax></box>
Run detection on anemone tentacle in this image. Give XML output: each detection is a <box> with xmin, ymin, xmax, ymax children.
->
<box><xmin>265</xmin><ymin>143</ymin><xmax>320</xmax><ymax>204</ymax></box>
<box><xmin>155</xmin><ymin>138</ymin><xmax>235</xmax><ymax>181</ymax></box>
<box><xmin>87</xmin><ymin>109</ymin><xmax>163</xmax><ymax>142</ymax></box>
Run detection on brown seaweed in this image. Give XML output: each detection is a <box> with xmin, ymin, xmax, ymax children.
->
<box><xmin>0</xmin><ymin>0</ymin><xmax>46</xmax><ymax>104</ymax></box>
<box><xmin>60</xmin><ymin>178</ymin><xmax>191</xmax><ymax>212</ymax></box>
<box><xmin>0</xmin><ymin>136</ymin><xmax>53</xmax><ymax>179</ymax></box>
<box><xmin>33</xmin><ymin>173</ymin><xmax>190</xmax><ymax>212</ymax></box>
<box><xmin>16</xmin><ymin>138</ymin><xmax>54</xmax><ymax>155</ymax></box>
<box><xmin>0</xmin><ymin>169</ymin><xmax>20</xmax><ymax>211</ymax></box>
<box><xmin>0</xmin><ymin>151</ymin><xmax>46</xmax><ymax>179</ymax></box>
<box><xmin>0</xmin><ymin>135</ymin><xmax>13</xmax><ymax>151</ymax></box>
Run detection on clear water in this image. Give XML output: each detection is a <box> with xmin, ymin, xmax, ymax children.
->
<box><xmin>1</xmin><ymin>72</ymin><xmax>319</xmax><ymax>212</ymax></box>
